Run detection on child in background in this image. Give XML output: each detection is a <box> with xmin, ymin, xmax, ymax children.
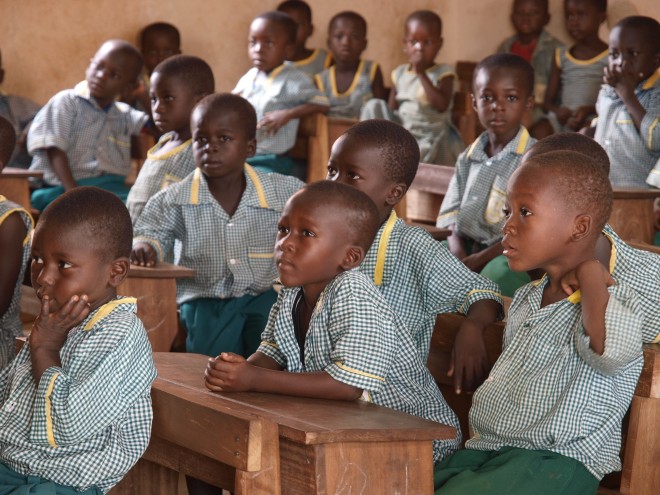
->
<box><xmin>437</xmin><ymin>54</ymin><xmax>536</xmax><ymax>297</ymax></box>
<box><xmin>27</xmin><ymin>40</ymin><xmax>149</xmax><ymax>210</ymax></box>
<box><xmin>592</xmin><ymin>16</ymin><xmax>660</xmax><ymax>188</ymax></box>
<box><xmin>205</xmin><ymin>180</ymin><xmax>462</xmax><ymax>464</ymax></box>
<box><xmin>314</xmin><ymin>11</ymin><xmax>387</xmax><ymax>119</ymax></box>
<box><xmin>233</xmin><ymin>11</ymin><xmax>329</xmax><ymax>177</ymax></box>
<box><xmin>126</xmin><ymin>55</ymin><xmax>214</xmax><ymax>223</ymax></box>
<box><xmin>131</xmin><ymin>93</ymin><xmax>303</xmax><ymax>358</ymax></box>
<box><xmin>327</xmin><ymin>120</ymin><xmax>502</xmax><ymax>392</ymax></box>
<box><xmin>277</xmin><ymin>0</ymin><xmax>332</xmax><ymax>77</ymax></box>
<box><xmin>0</xmin><ymin>116</ymin><xmax>32</xmax><ymax>368</ymax></box>
<box><xmin>0</xmin><ymin>187</ymin><xmax>156</xmax><ymax>493</ymax></box>
<box><xmin>532</xmin><ymin>0</ymin><xmax>608</xmax><ymax>137</ymax></box>
<box><xmin>361</xmin><ymin>10</ymin><xmax>464</xmax><ymax>165</ymax></box>
<box><xmin>434</xmin><ymin>151</ymin><xmax>643</xmax><ymax>495</ymax></box>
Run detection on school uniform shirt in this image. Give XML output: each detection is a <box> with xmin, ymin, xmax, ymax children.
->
<box><xmin>360</xmin><ymin>211</ymin><xmax>502</xmax><ymax>358</ymax></box>
<box><xmin>437</xmin><ymin>127</ymin><xmax>535</xmax><ymax>246</ymax></box>
<box><xmin>647</xmin><ymin>156</ymin><xmax>660</xmax><ymax>187</ymax></box>
<box><xmin>0</xmin><ymin>91</ymin><xmax>41</xmax><ymax>168</ymax></box>
<box><xmin>285</xmin><ymin>48</ymin><xmax>333</xmax><ymax>78</ymax></box>
<box><xmin>257</xmin><ymin>269</ymin><xmax>461</xmax><ymax>463</ymax></box>
<box><xmin>315</xmin><ymin>60</ymin><xmax>380</xmax><ymax>119</ymax></box>
<box><xmin>467</xmin><ymin>277</ymin><xmax>643</xmax><ymax>480</ymax></box>
<box><xmin>0</xmin><ymin>297</ymin><xmax>156</xmax><ymax>493</ymax></box>
<box><xmin>233</xmin><ymin>64</ymin><xmax>329</xmax><ymax>156</ymax></box>
<box><xmin>134</xmin><ymin>165</ymin><xmax>303</xmax><ymax>304</ymax></box>
<box><xmin>594</xmin><ymin>69</ymin><xmax>660</xmax><ymax>188</ymax></box>
<box><xmin>27</xmin><ymin>81</ymin><xmax>148</xmax><ymax>186</ymax></box>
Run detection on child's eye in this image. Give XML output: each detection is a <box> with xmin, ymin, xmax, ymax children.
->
<box><xmin>507</xmin><ymin>95</ymin><xmax>518</xmax><ymax>102</ymax></box>
<box><xmin>502</xmin><ymin>207</ymin><xmax>511</xmax><ymax>218</ymax></box>
<box><xmin>32</xmin><ymin>255</ymin><xmax>43</xmax><ymax>264</ymax></box>
<box><xmin>58</xmin><ymin>261</ymin><xmax>73</xmax><ymax>269</ymax></box>
<box><xmin>164</xmin><ymin>95</ymin><xmax>175</xmax><ymax>102</ymax></box>
<box><xmin>220</xmin><ymin>135</ymin><xmax>232</xmax><ymax>142</ymax></box>
<box><xmin>480</xmin><ymin>94</ymin><xmax>493</xmax><ymax>102</ymax></box>
<box><xmin>327</xmin><ymin>166</ymin><xmax>337</xmax><ymax>178</ymax></box>
<box><xmin>347</xmin><ymin>171</ymin><xmax>360</xmax><ymax>180</ymax></box>
<box><xmin>520</xmin><ymin>207</ymin><xmax>531</xmax><ymax>217</ymax></box>
<box><xmin>278</xmin><ymin>225</ymin><xmax>289</xmax><ymax>235</ymax></box>
<box><xmin>302</xmin><ymin>229</ymin><xmax>316</xmax><ymax>238</ymax></box>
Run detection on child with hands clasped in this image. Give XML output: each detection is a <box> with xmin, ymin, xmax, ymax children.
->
<box><xmin>0</xmin><ymin>187</ymin><xmax>156</xmax><ymax>494</ymax></box>
<box><xmin>205</xmin><ymin>181</ymin><xmax>462</xmax><ymax>463</ymax></box>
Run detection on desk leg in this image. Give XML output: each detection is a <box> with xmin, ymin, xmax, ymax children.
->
<box><xmin>620</xmin><ymin>395</ymin><xmax>660</xmax><ymax>495</ymax></box>
<box><xmin>109</xmin><ymin>458</ymin><xmax>178</xmax><ymax>494</ymax></box>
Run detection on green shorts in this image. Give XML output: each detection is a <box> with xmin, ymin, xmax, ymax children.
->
<box><xmin>0</xmin><ymin>461</ymin><xmax>101</xmax><ymax>495</ymax></box>
<box><xmin>31</xmin><ymin>175</ymin><xmax>130</xmax><ymax>211</ymax></box>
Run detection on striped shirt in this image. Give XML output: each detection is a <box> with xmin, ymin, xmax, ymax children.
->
<box><xmin>315</xmin><ymin>60</ymin><xmax>379</xmax><ymax>119</ymax></box>
<box><xmin>0</xmin><ymin>298</ymin><xmax>156</xmax><ymax>493</ymax></box>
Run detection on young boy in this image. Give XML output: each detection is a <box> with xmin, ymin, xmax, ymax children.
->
<box><xmin>314</xmin><ymin>11</ymin><xmax>387</xmax><ymax>119</ymax></box>
<box><xmin>360</xmin><ymin>10</ymin><xmax>463</xmax><ymax>165</ymax></box>
<box><xmin>205</xmin><ymin>180</ymin><xmax>462</xmax><ymax>464</ymax></box>
<box><xmin>327</xmin><ymin>120</ymin><xmax>502</xmax><ymax>392</ymax></box>
<box><xmin>0</xmin><ymin>187</ymin><xmax>156</xmax><ymax>493</ymax></box>
<box><xmin>0</xmin><ymin>116</ymin><xmax>32</xmax><ymax>368</ymax></box>
<box><xmin>233</xmin><ymin>11</ymin><xmax>329</xmax><ymax>177</ymax></box>
<box><xmin>131</xmin><ymin>93</ymin><xmax>303</xmax><ymax>358</ymax></box>
<box><xmin>592</xmin><ymin>16</ymin><xmax>660</xmax><ymax>188</ymax></box>
<box><xmin>277</xmin><ymin>0</ymin><xmax>332</xmax><ymax>77</ymax></box>
<box><xmin>433</xmin><ymin>151</ymin><xmax>644</xmax><ymax>494</ymax></box>
<box><xmin>437</xmin><ymin>53</ymin><xmax>536</xmax><ymax>297</ymax></box>
<box><xmin>126</xmin><ymin>55</ymin><xmax>214</xmax><ymax>223</ymax></box>
<box><xmin>27</xmin><ymin>40</ymin><xmax>149</xmax><ymax>210</ymax></box>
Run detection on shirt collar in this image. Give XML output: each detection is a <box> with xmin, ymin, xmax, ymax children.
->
<box><xmin>467</xmin><ymin>126</ymin><xmax>531</xmax><ymax>161</ymax></box>
<box><xmin>189</xmin><ymin>164</ymin><xmax>269</xmax><ymax>209</ymax></box>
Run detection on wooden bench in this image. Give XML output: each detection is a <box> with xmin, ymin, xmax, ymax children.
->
<box><xmin>0</xmin><ymin>167</ymin><xmax>43</xmax><ymax>213</ymax></box>
<box><xmin>609</xmin><ymin>188</ymin><xmax>660</xmax><ymax>245</ymax></box>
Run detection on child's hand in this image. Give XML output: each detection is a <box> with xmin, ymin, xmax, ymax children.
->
<box><xmin>448</xmin><ymin>319</ymin><xmax>489</xmax><ymax>394</ymax></box>
<box><xmin>409</xmin><ymin>52</ymin><xmax>426</xmax><ymax>74</ymax></box>
<box><xmin>555</xmin><ymin>106</ymin><xmax>573</xmax><ymax>126</ymax></box>
<box><xmin>204</xmin><ymin>352</ymin><xmax>255</xmax><ymax>393</ymax></box>
<box><xmin>461</xmin><ymin>252</ymin><xmax>486</xmax><ymax>272</ymax></box>
<box><xmin>560</xmin><ymin>260</ymin><xmax>615</xmax><ymax>296</ymax></box>
<box><xmin>258</xmin><ymin>110</ymin><xmax>292</xmax><ymax>136</ymax></box>
<box><xmin>29</xmin><ymin>294</ymin><xmax>90</xmax><ymax>353</ymax></box>
<box><xmin>567</xmin><ymin>106</ymin><xmax>592</xmax><ymax>131</ymax></box>
<box><xmin>130</xmin><ymin>242</ymin><xmax>157</xmax><ymax>267</ymax></box>
<box><xmin>604</xmin><ymin>63</ymin><xmax>639</xmax><ymax>99</ymax></box>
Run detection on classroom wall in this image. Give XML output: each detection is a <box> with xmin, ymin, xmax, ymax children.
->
<box><xmin>2</xmin><ymin>0</ymin><xmax>658</xmax><ymax>105</ymax></box>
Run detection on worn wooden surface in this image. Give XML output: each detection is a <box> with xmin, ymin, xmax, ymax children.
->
<box><xmin>404</xmin><ymin>163</ymin><xmax>455</xmax><ymax>241</ymax></box>
<box><xmin>609</xmin><ymin>188</ymin><xmax>660</xmax><ymax>244</ymax></box>
<box><xmin>0</xmin><ymin>167</ymin><xmax>42</xmax><ymax>211</ymax></box>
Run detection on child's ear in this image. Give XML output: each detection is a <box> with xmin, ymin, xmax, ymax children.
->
<box><xmin>571</xmin><ymin>213</ymin><xmax>592</xmax><ymax>242</ymax></box>
<box><xmin>385</xmin><ymin>182</ymin><xmax>408</xmax><ymax>207</ymax></box>
<box><xmin>340</xmin><ymin>245</ymin><xmax>365</xmax><ymax>270</ymax></box>
<box><xmin>108</xmin><ymin>257</ymin><xmax>130</xmax><ymax>287</ymax></box>
<box><xmin>246</xmin><ymin>138</ymin><xmax>257</xmax><ymax>158</ymax></box>
<box><xmin>525</xmin><ymin>94</ymin><xmax>534</xmax><ymax>110</ymax></box>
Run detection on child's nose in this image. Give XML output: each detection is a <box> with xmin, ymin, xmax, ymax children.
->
<box><xmin>33</xmin><ymin>263</ymin><xmax>53</xmax><ymax>286</ymax></box>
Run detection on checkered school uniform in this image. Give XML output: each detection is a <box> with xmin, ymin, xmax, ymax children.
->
<box><xmin>285</xmin><ymin>48</ymin><xmax>333</xmax><ymax>78</ymax></box>
<box><xmin>134</xmin><ymin>165</ymin><xmax>303</xmax><ymax>304</ymax></box>
<box><xmin>315</xmin><ymin>60</ymin><xmax>380</xmax><ymax>119</ymax></box>
<box><xmin>233</xmin><ymin>65</ymin><xmax>329</xmax><ymax>156</ymax></box>
<box><xmin>594</xmin><ymin>70</ymin><xmax>660</xmax><ymax>188</ymax></box>
<box><xmin>467</xmin><ymin>277</ymin><xmax>643</xmax><ymax>480</ymax></box>
<box><xmin>258</xmin><ymin>269</ymin><xmax>461</xmax><ymax>462</ymax></box>
<box><xmin>437</xmin><ymin>127</ymin><xmax>535</xmax><ymax>246</ymax></box>
<box><xmin>0</xmin><ymin>298</ymin><xmax>156</xmax><ymax>493</ymax></box>
<box><xmin>647</xmin><ymin>156</ymin><xmax>660</xmax><ymax>187</ymax></box>
<box><xmin>27</xmin><ymin>81</ymin><xmax>148</xmax><ymax>186</ymax></box>
<box><xmin>360</xmin><ymin>212</ymin><xmax>502</xmax><ymax>358</ymax></box>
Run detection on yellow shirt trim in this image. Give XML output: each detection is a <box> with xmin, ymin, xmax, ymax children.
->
<box><xmin>267</xmin><ymin>64</ymin><xmax>286</xmax><ymax>85</ymax></box>
<box><xmin>107</xmin><ymin>136</ymin><xmax>131</xmax><ymax>148</ymax></box>
<box><xmin>190</xmin><ymin>168</ymin><xmax>201</xmax><ymax>204</ymax></box>
<box><xmin>0</xmin><ymin>201</ymin><xmax>33</xmax><ymax>246</ymax></box>
<box><xmin>564</xmin><ymin>49</ymin><xmax>608</xmax><ymax>66</ymax></box>
<box><xmin>147</xmin><ymin>136</ymin><xmax>192</xmax><ymax>160</ymax></box>
<box><xmin>248</xmin><ymin>253</ymin><xmax>274</xmax><ymax>259</ymax></box>
<box><xmin>314</xmin><ymin>73</ymin><xmax>325</xmax><ymax>92</ymax></box>
<box><xmin>330</xmin><ymin>60</ymin><xmax>365</xmax><ymax>97</ymax></box>
<box><xmin>466</xmin><ymin>137</ymin><xmax>481</xmax><ymax>158</ymax></box>
<box><xmin>45</xmin><ymin>372</ymin><xmax>60</xmax><ymax>448</ymax></box>
<box><xmin>335</xmin><ymin>361</ymin><xmax>385</xmax><ymax>382</ymax></box>
<box><xmin>515</xmin><ymin>128</ymin><xmax>530</xmax><ymax>154</ymax></box>
<box><xmin>292</xmin><ymin>48</ymin><xmax>323</xmax><ymax>68</ymax></box>
<box><xmin>458</xmin><ymin>289</ymin><xmax>503</xmax><ymax>314</ymax></box>
<box><xmin>642</xmin><ymin>69</ymin><xmax>660</xmax><ymax>90</ymax></box>
<box><xmin>648</xmin><ymin>118</ymin><xmax>658</xmax><ymax>149</ymax></box>
<box><xmin>244</xmin><ymin>164</ymin><xmax>269</xmax><ymax>208</ymax></box>
<box><xmin>84</xmin><ymin>297</ymin><xmax>137</xmax><ymax>331</ymax></box>
<box><xmin>373</xmin><ymin>210</ymin><xmax>397</xmax><ymax>286</ymax></box>
<box><xmin>565</xmin><ymin>231</ymin><xmax>618</xmax><ymax>306</ymax></box>
<box><xmin>369</xmin><ymin>62</ymin><xmax>378</xmax><ymax>82</ymax></box>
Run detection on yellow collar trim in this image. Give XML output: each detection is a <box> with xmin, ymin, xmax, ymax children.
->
<box><xmin>84</xmin><ymin>297</ymin><xmax>136</xmax><ymax>331</ymax></box>
<box><xmin>373</xmin><ymin>211</ymin><xmax>397</xmax><ymax>286</ymax></box>
<box><xmin>642</xmin><ymin>69</ymin><xmax>660</xmax><ymax>90</ymax></box>
<box><xmin>293</xmin><ymin>48</ymin><xmax>320</xmax><ymax>67</ymax></box>
<box><xmin>267</xmin><ymin>64</ymin><xmax>286</xmax><ymax>84</ymax></box>
<box><xmin>515</xmin><ymin>127</ymin><xmax>530</xmax><ymax>154</ymax></box>
<box><xmin>564</xmin><ymin>48</ymin><xmax>608</xmax><ymax>66</ymax></box>
<box><xmin>244</xmin><ymin>164</ymin><xmax>268</xmax><ymax>208</ymax></box>
<box><xmin>330</xmin><ymin>60</ymin><xmax>365</xmax><ymax>97</ymax></box>
<box><xmin>148</xmin><ymin>136</ymin><xmax>192</xmax><ymax>160</ymax></box>
<box><xmin>191</xmin><ymin>168</ymin><xmax>201</xmax><ymax>204</ymax></box>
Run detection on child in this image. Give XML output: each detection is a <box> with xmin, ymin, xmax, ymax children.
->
<box><xmin>126</xmin><ymin>55</ymin><xmax>214</xmax><ymax>223</ymax></box>
<box><xmin>327</xmin><ymin>119</ymin><xmax>503</xmax><ymax>392</ymax></box>
<box><xmin>532</xmin><ymin>0</ymin><xmax>608</xmax><ymax>137</ymax></box>
<box><xmin>277</xmin><ymin>0</ymin><xmax>332</xmax><ymax>77</ymax></box>
<box><xmin>27</xmin><ymin>40</ymin><xmax>149</xmax><ymax>210</ymax></box>
<box><xmin>0</xmin><ymin>187</ymin><xmax>156</xmax><ymax>493</ymax></box>
<box><xmin>131</xmin><ymin>93</ymin><xmax>303</xmax><ymax>358</ymax></box>
<box><xmin>433</xmin><ymin>151</ymin><xmax>643</xmax><ymax>494</ymax></box>
<box><xmin>314</xmin><ymin>11</ymin><xmax>387</xmax><ymax>119</ymax></box>
<box><xmin>0</xmin><ymin>116</ymin><xmax>33</xmax><ymax>368</ymax></box>
<box><xmin>233</xmin><ymin>11</ymin><xmax>329</xmax><ymax>177</ymax></box>
<box><xmin>593</xmin><ymin>16</ymin><xmax>660</xmax><ymax>188</ymax></box>
<box><xmin>204</xmin><ymin>180</ymin><xmax>462</xmax><ymax>464</ymax></box>
<box><xmin>360</xmin><ymin>10</ymin><xmax>464</xmax><ymax>165</ymax></box>
<box><xmin>437</xmin><ymin>53</ymin><xmax>536</xmax><ymax>297</ymax></box>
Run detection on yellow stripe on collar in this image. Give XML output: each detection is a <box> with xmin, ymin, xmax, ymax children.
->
<box><xmin>466</xmin><ymin>137</ymin><xmax>481</xmax><ymax>158</ymax></box>
<box><xmin>374</xmin><ymin>210</ymin><xmax>397</xmax><ymax>286</ymax></box>
<box><xmin>190</xmin><ymin>168</ymin><xmax>201</xmax><ymax>204</ymax></box>
<box><xmin>84</xmin><ymin>297</ymin><xmax>137</xmax><ymax>331</ymax></box>
<box><xmin>267</xmin><ymin>64</ymin><xmax>286</xmax><ymax>85</ymax></box>
<box><xmin>244</xmin><ymin>164</ymin><xmax>268</xmax><ymax>208</ymax></box>
<box><xmin>567</xmin><ymin>290</ymin><xmax>582</xmax><ymax>304</ymax></box>
<box><xmin>148</xmin><ymin>137</ymin><xmax>192</xmax><ymax>160</ymax></box>
<box><xmin>564</xmin><ymin>49</ymin><xmax>608</xmax><ymax>66</ymax></box>
<box><xmin>642</xmin><ymin>69</ymin><xmax>660</xmax><ymax>90</ymax></box>
<box><xmin>330</xmin><ymin>60</ymin><xmax>365</xmax><ymax>97</ymax></box>
<box><xmin>515</xmin><ymin>127</ymin><xmax>530</xmax><ymax>154</ymax></box>
<box><xmin>648</xmin><ymin>118</ymin><xmax>658</xmax><ymax>149</ymax></box>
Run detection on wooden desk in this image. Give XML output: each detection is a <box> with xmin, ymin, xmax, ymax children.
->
<box><xmin>0</xmin><ymin>167</ymin><xmax>42</xmax><ymax>211</ymax></box>
<box><xmin>610</xmin><ymin>188</ymin><xmax>660</xmax><ymax>244</ymax></box>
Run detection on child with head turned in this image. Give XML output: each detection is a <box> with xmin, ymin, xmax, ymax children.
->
<box><xmin>126</xmin><ymin>55</ymin><xmax>214</xmax><ymax>223</ymax></box>
<box><xmin>0</xmin><ymin>116</ymin><xmax>33</xmax><ymax>368</ymax></box>
<box><xmin>532</xmin><ymin>0</ymin><xmax>608</xmax><ymax>137</ymax></box>
<box><xmin>205</xmin><ymin>180</ymin><xmax>462</xmax><ymax>464</ymax></box>
<box><xmin>28</xmin><ymin>40</ymin><xmax>149</xmax><ymax>211</ymax></box>
<box><xmin>437</xmin><ymin>53</ymin><xmax>536</xmax><ymax>297</ymax></box>
<box><xmin>132</xmin><ymin>93</ymin><xmax>303</xmax><ymax>358</ymax></box>
<box><xmin>233</xmin><ymin>11</ymin><xmax>329</xmax><ymax>177</ymax></box>
<box><xmin>314</xmin><ymin>11</ymin><xmax>387</xmax><ymax>119</ymax></box>
<box><xmin>327</xmin><ymin>120</ymin><xmax>503</xmax><ymax>393</ymax></box>
<box><xmin>434</xmin><ymin>151</ymin><xmax>643</xmax><ymax>495</ymax></box>
<box><xmin>0</xmin><ymin>187</ymin><xmax>156</xmax><ymax>493</ymax></box>
<box><xmin>361</xmin><ymin>10</ymin><xmax>464</xmax><ymax>165</ymax></box>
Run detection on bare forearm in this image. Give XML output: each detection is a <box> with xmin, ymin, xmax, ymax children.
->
<box><xmin>250</xmin><ymin>367</ymin><xmax>362</xmax><ymax>400</ymax></box>
<box><xmin>417</xmin><ymin>72</ymin><xmax>451</xmax><ymax>111</ymax></box>
<box><xmin>47</xmin><ymin>147</ymin><xmax>76</xmax><ymax>190</ymax></box>
<box><xmin>465</xmin><ymin>299</ymin><xmax>501</xmax><ymax>325</ymax></box>
<box><xmin>620</xmin><ymin>93</ymin><xmax>646</xmax><ymax>130</ymax></box>
<box><xmin>577</xmin><ymin>262</ymin><xmax>609</xmax><ymax>354</ymax></box>
<box><xmin>31</xmin><ymin>347</ymin><xmax>62</xmax><ymax>383</ymax></box>
<box><xmin>286</xmin><ymin>103</ymin><xmax>328</xmax><ymax>120</ymax></box>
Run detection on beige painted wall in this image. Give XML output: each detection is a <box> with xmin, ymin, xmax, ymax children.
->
<box><xmin>1</xmin><ymin>0</ymin><xmax>658</xmax><ymax>105</ymax></box>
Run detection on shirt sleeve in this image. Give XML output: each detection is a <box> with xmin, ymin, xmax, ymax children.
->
<box><xmin>132</xmin><ymin>186</ymin><xmax>183</xmax><ymax>261</ymax></box>
<box><xmin>436</xmin><ymin>152</ymin><xmax>468</xmax><ymax>228</ymax></box>
<box><xmin>639</xmin><ymin>89</ymin><xmax>660</xmax><ymax>152</ymax></box>
<box><xmin>256</xmin><ymin>289</ymin><xmax>288</xmax><ymax>367</ymax></box>
<box><xmin>284</xmin><ymin>73</ymin><xmax>329</xmax><ymax>107</ymax></box>
<box><xmin>27</xmin><ymin>91</ymin><xmax>77</xmax><ymax>153</ymax></box>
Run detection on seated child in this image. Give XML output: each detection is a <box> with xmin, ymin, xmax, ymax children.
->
<box><xmin>592</xmin><ymin>16</ymin><xmax>660</xmax><ymax>188</ymax></box>
<box><xmin>434</xmin><ymin>151</ymin><xmax>643</xmax><ymax>495</ymax></box>
<box><xmin>314</xmin><ymin>11</ymin><xmax>387</xmax><ymax>119</ymax></box>
<box><xmin>437</xmin><ymin>53</ymin><xmax>536</xmax><ymax>297</ymax></box>
<box><xmin>204</xmin><ymin>180</ymin><xmax>462</xmax><ymax>463</ymax></box>
<box><xmin>131</xmin><ymin>93</ymin><xmax>303</xmax><ymax>358</ymax></box>
<box><xmin>0</xmin><ymin>49</ymin><xmax>41</xmax><ymax>168</ymax></box>
<box><xmin>27</xmin><ymin>40</ymin><xmax>149</xmax><ymax>210</ymax></box>
<box><xmin>126</xmin><ymin>55</ymin><xmax>214</xmax><ymax>223</ymax></box>
<box><xmin>233</xmin><ymin>11</ymin><xmax>329</xmax><ymax>177</ymax></box>
<box><xmin>532</xmin><ymin>0</ymin><xmax>608</xmax><ymax>137</ymax></box>
<box><xmin>327</xmin><ymin>119</ymin><xmax>503</xmax><ymax>392</ymax></box>
<box><xmin>496</xmin><ymin>0</ymin><xmax>563</xmax><ymax>125</ymax></box>
<box><xmin>0</xmin><ymin>116</ymin><xmax>33</xmax><ymax>368</ymax></box>
<box><xmin>0</xmin><ymin>187</ymin><xmax>156</xmax><ymax>493</ymax></box>
<box><xmin>360</xmin><ymin>10</ymin><xmax>464</xmax><ymax>165</ymax></box>
<box><xmin>277</xmin><ymin>0</ymin><xmax>332</xmax><ymax>77</ymax></box>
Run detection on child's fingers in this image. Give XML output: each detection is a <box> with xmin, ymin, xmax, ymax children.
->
<box><xmin>220</xmin><ymin>352</ymin><xmax>245</xmax><ymax>363</ymax></box>
<box><xmin>39</xmin><ymin>295</ymin><xmax>51</xmax><ymax>319</ymax></box>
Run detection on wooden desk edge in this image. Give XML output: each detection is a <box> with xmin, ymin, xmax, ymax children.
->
<box><xmin>128</xmin><ymin>262</ymin><xmax>195</xmax><ymax>279</ymax></box>
<box><xmin>1</xmin><ymin>167</ymin><xmax>44</xmax><ymax>178</ymax></box>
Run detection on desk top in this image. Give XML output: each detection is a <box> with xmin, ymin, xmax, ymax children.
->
<box><xmin>612</xmin><ymin>188</ymin><xmax>660</xmax><ymax>199</ymax></box>
<box><xmin>128</xmin><ymin>262</ymin><xmax>195</xmax><ymax>279</ymax></box>
<box><xmin>0</xmin><ymin>167</ymin><xmax>43</xmax><ymax>178</ymax></box>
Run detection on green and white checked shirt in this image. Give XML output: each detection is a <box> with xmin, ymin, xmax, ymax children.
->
<box><xmin>467</xmin><ymin>278</ymin><xmax>643</xmax><ymax>480</ymax></box>
<box><xmin>0</xmin><ymin>297</ymin><xmax>156</xmax><ymax>493</ymax></box>
<box><xmin>258</xmin><ymin>269</ymin><xmax>461</xmax><ymax>463</ymax></box>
